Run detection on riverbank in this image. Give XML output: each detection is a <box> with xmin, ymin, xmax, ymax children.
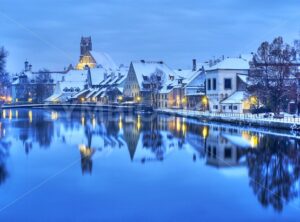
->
<box><xmin>156</xmin><ymin>108</ymin><xmax>300</xmax><ymax>131</ymax></box>
<box><xmin>2</xmin><ymin>103</ymin><xmax>300</xmax><ymax>131</ymax></box>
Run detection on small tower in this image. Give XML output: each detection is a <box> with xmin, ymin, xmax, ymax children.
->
<box><xmin>80</xmin><ymin>36</ymin><xmax>92</xmax><ymax>58</ymax></box>
<box><xmin>24</xmin><ymin>60</ymin><xmax>29</xmax><ymax>72</ymax></box>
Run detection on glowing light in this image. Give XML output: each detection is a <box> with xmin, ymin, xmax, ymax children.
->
<box><xmin>6</xmin><ymin>97</ymin><xmax>12</xmax><ymax>103</ymax></box>
<box><xmin>250</xmin><ymin>96</ymin><xmax>258</xmax><ymax>105</ymax></box>
<box><xmin>28</xmin><ymin>110</ymin><xmax>32</xmax><ymax>123</ymax></box>
<box><xmin>136</xmin><ymin>115</ymin><xmax>141</xmax><ymax>131</ymax></box>
<box><xmin>2</xmin><ymin>110</ymin><xmax>6</xmax><ymax>119</ymax></box>
<box><xmin>81</xmin><ymin>116</ymin><xmax>85</xmax><ymax>125</ymax></box>
<box><xmin>51</xmin><ymin>111</ymin><xmax>58</xmax><ymax>121</ymax></box>
<box><xmin>176</xmin><ymin>96</ymin><xmax>180</xmax><ymax>106</ymax></box>
<box><xmin>16</xmin><ymin>98</ymin><xmax>19</xmax><ymax>102</ymax></box>
<box><xmin>81</xmin><ymin>98</ymin><xmax>85</xmax><ymax>103</ymax></box>
<box><xmin>92</xmin><ymin>117</ymin><xmax>96</xmax><ymax>129</ymax></box>
<box><xmin>182</xmin><ymin>123</ymin><xmax>187</xmax><ymax>135</ymax></box>
<box><xmin>28</xmin><ymin>98</ymin><xmax>33</xmax><ymax>103</ymax></box>
<box><xmin>136</xmin><ymin>96</ymin><xmax>141</xmax><ymax>103</ymax></box>
<box><xmin>202</xmin><ymin>126</ymin><xmax>209</xmax><ymax>139</ymax></box>
<box><xmin>118</xmin><ymin>96</ymin><xmax>123</xmax><ymax>102</ymax></box>
<box><xmin>202</xmin><ymin>96</ymin><xmax>208</xmax><ymax>106</ymax></box>
<box><xmin>176</xmin><ymin>117</ymin><xmax>181</xmax><ymax>132</ymax></box>
<box><xmin>9</xmin><ymin>110</ymin><xmax>12</xmax><ymax>120</ymax></box>
<box><xmin>78</xmin><ymin>144</ymin><xmax>94</xmax><ymax>158</ymax></box>
<box><xmin>15</xmin><ymin>110</ymin><xmax>18</xmax><ymax>119</ymax></box>
<box><xmin>181</xmin><ymin>97</ymin><xmax>187</xmax><ymax>104</ymax></box>
<box><xmin>118</xmin><ymin>115</ymin><xmax>123</xmax><ymax>130</ymax></box>
<box><xmin>250</xmin><ymin>136</ymin><xmax>259</xmax><ymax>148</ymax></box>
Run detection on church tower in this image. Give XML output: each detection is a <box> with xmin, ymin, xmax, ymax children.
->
<box><xmin>80</xmin><ymin>36</ymin><xmax>92</xmax><ymax>58</ymax></box>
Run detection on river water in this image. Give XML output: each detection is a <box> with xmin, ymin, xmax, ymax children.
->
<box><xmin>0</xmin><ymin>109</ymin><xmax>299</xmax><ymax>221</ymax></box>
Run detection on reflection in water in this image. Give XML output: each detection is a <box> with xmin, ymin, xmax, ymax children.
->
<box><xmin>79</xmin><ymin>144</ymin><xmax>95</xmax><ymax>175</ymax></box>
<box><xmin>0</xmin><ymin>109</ymin><xmax>300</xmax><ymax>212</ymax></box>
<box><xmin>0</xmin><ymin>125</ymin><xmax>10</xmax><ymax>185</ymax></box>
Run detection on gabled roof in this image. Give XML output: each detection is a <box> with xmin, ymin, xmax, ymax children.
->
<box><xmin>90</xmin><ymin>51</ymin><xmax>117</xmax><ymax>70</ymax></box>
<box><xmin>131</xmin><ymin>61</ymin><xmax>176</xmax><ymax>88</ymax></box>
<box><xmin>207</xmin><ymin>57</ymin><xmax>250</xmax><ymax>71</ymax></box>
<box><xmin>220</xmin><ymin>91</ymin><xmax>248</xmax><ymax>104</ymax></box>
<box><xmin>237</xmin><ymin>74</ymin><xmax>248</xmax><ymax>84</ymax></box>
<box><xmin>89</xmin><ymin>67</ymin><xmax>107</xmax><ymax>85</ymax></box>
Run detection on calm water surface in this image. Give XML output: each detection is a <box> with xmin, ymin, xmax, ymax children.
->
<box><xmin>0</xmin><ymin>109</ymin><xmax>299</xmax><ymax>221</ymax></box>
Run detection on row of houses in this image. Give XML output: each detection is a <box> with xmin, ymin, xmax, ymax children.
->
<box><xmin>11</xmin><ymin>37</ymin><xmax>255</xmax><ymax>113</ymax></box>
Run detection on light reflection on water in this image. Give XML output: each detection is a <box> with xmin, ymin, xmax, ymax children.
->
<box><xmin>0</xmin><ymin>109</ymin><xmax>300</xmax><ymax>221</ymax></box>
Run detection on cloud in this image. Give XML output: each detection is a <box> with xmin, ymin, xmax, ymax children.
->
<box><xmin>1</xmin><ymin>0</ymin><xmax>300</xmax><ymax>72</ymax></box>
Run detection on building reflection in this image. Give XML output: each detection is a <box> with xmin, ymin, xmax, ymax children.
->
<box><xmin>79</xmin><ymin>144</ymin><xmax>95</xmax><ymax>175</ymax></box>
<box><xmin>1</xmin><ymin>109</ymin><xmax>300</xmax><ymax>212</ymax></box>
<box><xmin>0</xmin><ymin>123</ymin><xmax>11</xmax><ymax>186</ymax></box>
<box><xmin>204</xmin><ymin>126</ymin><xmax>250</xmax><ymax>168</ymax></box>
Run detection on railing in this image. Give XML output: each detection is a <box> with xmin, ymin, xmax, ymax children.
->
<box><xmin>157</xmin><ymin>108</ymin><xmax>300</xmax><ymax>124</ymax></box>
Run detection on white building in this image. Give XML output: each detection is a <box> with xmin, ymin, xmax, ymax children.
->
<box><xmin>205</xmin><ymin>57</ymin><xmax>251</xmax><ymax>113</ymax></box>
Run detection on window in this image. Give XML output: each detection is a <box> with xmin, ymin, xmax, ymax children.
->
<box><xmin>208</xmin><ymin>79</ymin><xmax>211</xmax><ymax>90</ymax></box>
<box><xmin>213</xmin><ymin>105</ymin><xmax>218</xmax><ymax>110</ymax></box>
<box><xmin>213</xmin><ymin>147</ymin><xmax>217</xmax><ymax>158</ymax></box>
<box><xmin>213</xmin><ymin>78</ymin><xmax>217</xmax><ymax>90</ymax></box>
<box><xmin>224</xmin><ymin>78</ymin><xmax>232</xmax><ymax>90</ymax></box>
<box><xmin>208</xmin><ymin>146</ymin><xmax>211</xmax><ymax>157</ymax></box>
<box><xmin>233</xmin><ymin>105</ymin><xmax>238</xmax><ymax>110</ymax></box>
<box><xmin>224</xmin><ymin>148</ymin><xmax>232</xmax><ymax>158</ymax></box>
<box><xmin>223</xmin><ymin>106</ymin><xmax>226</xmax><ymax>110</ymax></box>
<box><xmin>229</xmin><ymin>105</ymin><xmax>232</xmax><ymax>110</ymax></box>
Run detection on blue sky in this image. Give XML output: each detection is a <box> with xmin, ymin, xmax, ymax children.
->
<box><xmin>1</xmin><ymin>0</ymin><xmax>300</xmax><ymax>72</ymax></box>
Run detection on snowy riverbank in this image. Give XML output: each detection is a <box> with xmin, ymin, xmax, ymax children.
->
<box><xmin>156</xmin><ymin>108</ymin><xmax>300</xmax><ymax>131</ymax></box>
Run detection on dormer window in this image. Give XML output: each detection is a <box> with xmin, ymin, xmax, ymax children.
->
<box><xmin>169</xmin><ymin>75</ymin><xmax>174</xmax><ymax>81</ymax></box>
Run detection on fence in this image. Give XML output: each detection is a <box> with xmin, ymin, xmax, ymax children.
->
<box><xmin>159</xmin><ymin>108</ymin><xmax>300</xmax><ymax>124</ymax></box>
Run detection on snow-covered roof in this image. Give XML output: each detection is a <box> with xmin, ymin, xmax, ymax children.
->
<box><xmin>131</xmin><ymin>61</ymin><xmax>176</xmax><ymax>88</ymax></box>
<box><xmin>91</xmin><ymin>51</ymin><xmax>117</xmax><ymax>70</ymax></box>
<box><xmin>71</xmin><ymin>89</ymin><xmax>89</xmax><ymax>99</ymax></box>
<box><xmin>44</xmin><ymin>93</ymin><xmax>63</xmax><ymax>102</ymax></box>
<box><xmin>237</xmin><ymin>74</ymin><xmax>248</xmax><ymax>84</ymax></box>
<box><xmin>222</xmin><ymin>134</ymin><xmax>252</xmax><ymax>148</ymax></box>
<box><xmin>207</xmin><ymin>57</ymin><xmax>250</xmax><ymax>71</ymax></box>
<box><xmin>221</xmin><ymin>91</ymin><xmax>248</xmax><ymax>104</ymax></box>
<box><xmin>85</xmin><ymin>89</ymin><xmax>98</xmax><ymax>98</ymax></box>
<box><xmin>89</xmin><ymin>67</ymin><xmax>107</xmax><ymax>85</ymax></box>
<box><xmin>174</xmin><ymin>69</ymin><xmax>194</xmax><ymax>79</ymax></box>
<box><xmin>63</xmin><ymin>70</ymin><xmax>87</xmax><ymax>82</ymax></box>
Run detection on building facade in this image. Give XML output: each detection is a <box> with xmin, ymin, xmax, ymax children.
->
<box><xmin>205</xmin><ymin>57</ymin><xmax>250</xmax><ymax>113</ymax></box>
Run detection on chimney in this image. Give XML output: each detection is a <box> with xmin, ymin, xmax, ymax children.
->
<box><xmin>24</xmin><ymin>60</ymin><xmax>29</xmax><ymax>72</ymax></box>
<box><xmin>29</xmin><ymin>64</ymin><xmax>32</xmax><ymax>71</ymax></box>
<box><xmin>192</xmin><ymin>59</ymin><xmax>197</xmax><ymax>71</ymax></box>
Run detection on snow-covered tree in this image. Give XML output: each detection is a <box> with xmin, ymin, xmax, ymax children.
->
<box><xmin>248</xmin><ymin>37</ymin><xmax>297</xmax><ymax>114</ymax></box>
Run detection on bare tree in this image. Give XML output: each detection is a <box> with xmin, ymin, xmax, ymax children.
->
<box><xmin>142</xmin><ymin>68</ymin><xmax>165</xmax><ymax>107</ymax></box>
<box><xmin>34</xmin><ymin>69</ymin><xmax>54</xmax><ymax>103</ymax></box>
<box><xmin>0</xmin><ymin>47</ymin><xmax>7</xmax><ymax>74</ymax></box>
<box><xmin>0</xmin><ymin>47</ymin><xmax>10</xmax><ymax>97</ymax></box>
<box><xmin>248</xmin><ymin>37</ymin><xmax>297</xmax><ymax>114</ymax></box>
